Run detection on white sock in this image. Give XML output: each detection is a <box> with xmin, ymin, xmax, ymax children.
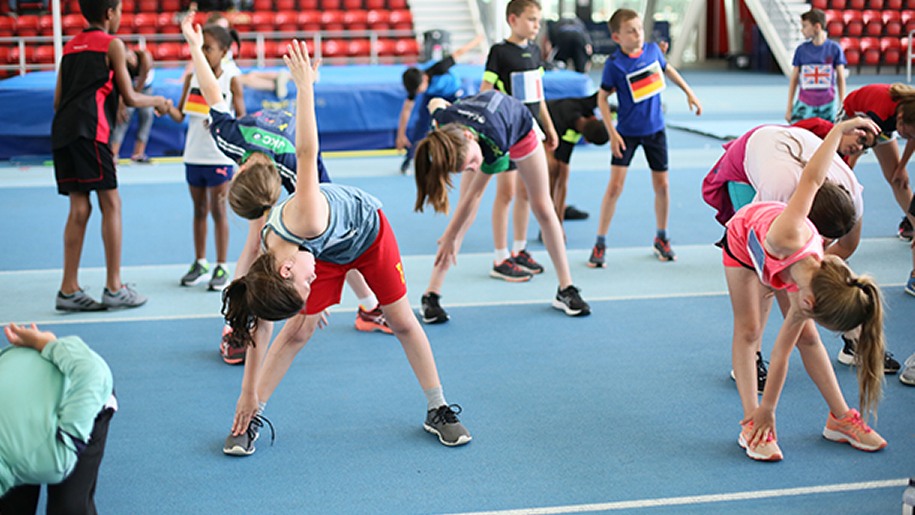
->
<box><xmin>423</xmin><ymin>386</ymin><xmax>446</xmax><ymax>411</ymax></box>
<box><xmin>494</xmin><ymin>248</ymin><xmax>510</xmax><ymax>263</ymax></box>
<box><xmin>197</xmin><ymin>258</ymin><xmax>208</xmax><ymax>266</ymax></box>
<box><xmin>358</xmin><ymin>293</ymin><xmax>378</xmax><ymax>311</ymax></box>
<box><xmin>512</xmin><ymin>240</ymin><xmax>527</xmax><ymax>254</ymax></box>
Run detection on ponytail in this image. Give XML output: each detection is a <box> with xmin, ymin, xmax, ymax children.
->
<box><xmin>220</xmin><ymin>253</ymin><xmax>306</xmax><ymax>350</ymax></box>
<box><xmin>810</xmin><ymin>257</ymin><xmax>885</xmax><ymax>421</ymax></box>
<box><xmin>413</xmin><ymin>123</ymin><xmax>468</xmax><ymax>214</ymax></box>
<box><xmin>889</xmin><ymin>83</ymin><xmax>915</xmax><ymax>127</ymax></box>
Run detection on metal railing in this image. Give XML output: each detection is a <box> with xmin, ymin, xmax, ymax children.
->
<box><xmin>0</xmin><ymin>28</ymin><xmax>419</xmax><ymax>76</ymax></box>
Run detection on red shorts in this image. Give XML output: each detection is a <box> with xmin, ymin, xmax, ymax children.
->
<box><xmin>303</xmin><ymin>210</ymin><xmax>407</xmax><ymax>315</ymax></box>
<box><xmin>509</xmin><ymin>129</ymin><xmax>540</xmax><ymax>161</ymax></box>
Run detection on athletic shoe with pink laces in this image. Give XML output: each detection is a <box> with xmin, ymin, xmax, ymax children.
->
<box><xmin>738</xmin><ymin>420</ymin><xmax>783</xmax><ymax>461</ymax></box>
<box><xmin>822</xmin><ymin>409</ymin><xmax>887</xmax><ymax>451</ymax></box>
<box><xmin>354</xmin><ymin>305</ymin><xmax>393</xmax><ymax>334</ymax></box>
<box><xmin>219</xmin><ymin>325</ymin><xmax>246</xmax><ymax>365</ymax></box>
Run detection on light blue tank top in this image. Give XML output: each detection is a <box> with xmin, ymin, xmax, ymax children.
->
<box><xmin>262</xmin><ymin>183</ymin><xmax>382</xmax><ymax>264</ymax></box>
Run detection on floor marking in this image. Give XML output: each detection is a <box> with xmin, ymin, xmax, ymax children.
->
<box><xmin>441</xmin><ymin>479</ymin><xmax>908</xmax><ymax>515</ymax></box>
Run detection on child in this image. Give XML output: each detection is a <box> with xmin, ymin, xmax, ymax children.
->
<box><xmin>842</xmin><ymin>83</ymin><xmax>915</xmax><ymax>240</ymax></box>
<box><xmin>396</xmin><ymin>34</ymin><xmax>484</xmax><ymax>174</ymax></box>
<box><xmin>0</xmin><ymin>323</ymin><xmax>116</xmax><ymax>513</ymax></box>
<box><xmin>791</xmin><ymin>116</ymin><xmax>876</xmax><ymax>165</ymax></box>
<box><xmin>592</xmin><ymin>9</ymin><xmax>701</xmax><ymax>267</ymax></box>
<box><xmin>546</xmin><ymin>92</ymin><xmax>609</xmax><ymax>223</ymax></box>
<box><xmin>724</xmin><ymin>117</ymin><xmax>886</xmax><ymax>462</ymax></box>
<box><xmin>52</xmin><ymin>0</ymin><xmax>169</xmax><ymax>312</ymax></box>
<box><xmin>165</xmin><ymin>23</ymin><xmax>244</xmax><ymax>292</ymax></box>
<box><xmin>110</xmin><ymin>45</ymin><xmax>155</xmax><ymax>162</ymax></box>
<box><xmin>185</xmin><ymin>30</ymin><xmax>471</xmax><ymax>449</ymax></box>
<box><xmin>479</xmin><ymin>0</ymin><xmax>559</xmax><ymax>282</ymax></box>
<box><xmin>784</xmin><ymin>9</ymin><xmax>846</xmax><ymax>124</ymax></box>
<box><xmin>414</xmin><ymin>90</ymin><xmax>590</xmax><ymax>320</ymax></box>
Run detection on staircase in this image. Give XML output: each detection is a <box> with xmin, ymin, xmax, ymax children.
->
<box><xmin>408</xmin><ymin>0</ymin><xmax>487</xmax><ymax>63</ymax></box>
<box><xmin>743</xmin><ymin>0</ymin><xmax>809</xmax><ymax>75</ymax></box>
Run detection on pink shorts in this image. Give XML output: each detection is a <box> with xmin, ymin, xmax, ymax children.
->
<box><xmin>509</xmin><ymin>129</ymin><xmax>540</xmax><ymax>162</ymax></box>
<box><xmin>303</xmin><ymin>210</ymin><xmax>407</xmax><ymax>315</ymax></box>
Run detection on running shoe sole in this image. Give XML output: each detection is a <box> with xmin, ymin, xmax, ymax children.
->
<box><xmin>837</xmin><ymin>349</ymin><xmax>855</xmax><ymax>366</ymax></box>
<box><xmin>587</xmin><ymin>261</ymin><xmax>606</xmax><ymax>268</ymax></box>
<box><xmin>738</xmin><ymin>433</ymin><xmax>783</xmax><ymax>461</ymax></box>
<box><xmin>419</xmin><ymin>309</ymin><xmax>449</xmax><ymax>324</ymax></box>
<box><xmin>181</xmin><ymin>274</ymin><xmax>210</xmax><ymax>286</ymax></box>
<box><xmin>423</xmin><ymin>423</ymin><xmax>472</xmax><ymax>447</ymax></box>
<box><xmin>354</xmin><ymin>319</ymin><xmax>394</xmax><ymax>334</ymax></box>
<box><xmin>906</xmin><ymin>285</ymin><xmax>915</xmax><ymax>297</ymax></box>
<box><xmin>653</xmin><ymin>249</ymin><xmax>676</xmax><ymax>262</ymax></box>
<box><xmin>489</xmin><ymin>270</ymin><xmax>532</xmax><ymax>282</ymax></box>
<box><xmin>551</xmin><ymin>299</ymin><xmax>589</xmax><ymax>317</ymax></box>
<box><xmin>822</xmin><ymin>429</ymin><xmax>887</xmax><ymax>451</ymax></box>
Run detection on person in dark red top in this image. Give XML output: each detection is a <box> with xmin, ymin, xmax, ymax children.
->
<box><xmin>51</xmin><ymin>0</ymin><xmax>168</xmax><ymax>312</ymax></box>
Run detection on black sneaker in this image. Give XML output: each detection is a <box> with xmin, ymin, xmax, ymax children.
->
<box><xmin>423</xmin><ymin>404</ymin><xmax>471</xmax><ymax>446</ymax></box>
<box><xmin>588</xmin><ymin>242</ymin><xmax>606</xmax><ymax>268</ymax></box>
<box><xmin>512</xmin><ymin>249</ymin><xmax>544</xmax><ymax>274</ymax></box>
<box><xmin>180</xmin><ymin>261</ymin><xmax>209</xmax><ymax>286</ymax></box>
<box><xmin>838</xmin><ymin>335</ymin><xmax>900</xmax><ymax>374</ymax></box>
<box><xmin>490</xmin><ymin>258</ymin><xmax>533</xmax><ymax>282</ymax></box>
<box><xmin>552</xmin><ymin>285</ymin><xmax>590</xmax><ymax>316</ymax></box>
<box><xmin>899</xmin><ymin>217</ymin><xmax>913</xmax><ymax>241</ymax></box>
<box><xmin>563</xmin><ymin>205</ymin><xmax>589</xmax><ymax>220</ymax></box>
<box><xmin>420</xmin><ymin>292</ymin><xmax>449</xmax><ymax>324</ymax></box>
<box><xmin>400</xmin><ymin>155</ymin><xmax>412</xmax><ymax>175</ymax></box>
<box><xmin>55</xmin><ymin>289</ymin><xmax>107</xmax><ymax>312</ymax></box>
<box><xmin>729</xmin><ymin>351</ymin><xmax>768</xmax><ymax>394</ymax></box>
<box><xmin>223</xmin><ymin>414</ymin><xmax>275</xmax><ymax>456</ymax></box>
<box><xmin>653</xmin><ymin>236</ymin><xmax>677</xmax><ymax>262</ymax></box>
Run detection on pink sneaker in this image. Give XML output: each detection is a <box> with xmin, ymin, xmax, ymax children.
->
<box><xmin>822</xmin><ymin>409</ymin><xmax>887</xmax><ymax>451</ymax></box>
<box><xmin>738</xmin><ymin>420</ymin><xmax>783</xmax><ymax>461</ymax></box>
<box><xmin>219</xmin><ymin>326</ymin><xmax>246</xmax><ymax>365</ymax></box>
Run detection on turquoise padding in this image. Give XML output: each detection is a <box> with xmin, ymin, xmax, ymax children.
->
<box><xmin>728</xmin><ymin>181</ymin><xmax>757</xmax><ymax>211</ymax></box>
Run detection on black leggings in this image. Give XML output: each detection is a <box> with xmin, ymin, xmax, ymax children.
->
<box><xmin>0</xmin><ymin>407</ymin><xmax>114</xmax><ymax>515</ymax></box>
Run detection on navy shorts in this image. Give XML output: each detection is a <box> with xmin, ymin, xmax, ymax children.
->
<box><xmin>611</xmin><ymin>129</ymin><xmax>668</xmax><ymax>171</ymax></box>
<box><xmin>185</xmin><ymin>163</ymin><xmax>235</xmax><ymax>188</ymax></box>
<box><xmin>53</xmin><ymin>138</ymin><xmax>117</xmax><ymax>195</ymax></box>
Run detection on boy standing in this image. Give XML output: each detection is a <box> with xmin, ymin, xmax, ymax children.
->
<box><xmin>396</xmin><ymin>34</ymin><xmax>484</xmax><ymax>174</ymax></box>
<box><xmin>785</xmin><ymin>9</ymin><xmax>846</xmax><ymax>123</ymax></box>
<box><xmin>480</xmin><ymin>0</ymin><xmax>558</xmax><ymax>279</ymax></box>
<box><xmin>591</xmin><ymin>8</ymin><xmax>701</xmax><ymax>267</ymax></box>
<box><xmin>52</xmin><ymin>0</ymin><xmax>168</xmax><ymax>311</ymax></box>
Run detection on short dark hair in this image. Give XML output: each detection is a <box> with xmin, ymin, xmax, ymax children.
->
<box><xmin>800</xmin><ymin>9</ymin><xmax>826</xmax><ymax>29</ymax></box>
<box><xmin>79</xmin><ymin>0</ymin><xmax>119</xmax><ymax>24</ymax></box>
<box><xmin>402</xmin><ymin>67</ymin><xmax>424</xmax><ymax>99</ymax></box>
<box><xmin>609</xmin><ymin>8</ymin><xmax>640</xmax><ymax>34</ymax></box>
<box><xmin>581</xmin><ymin>118</ymin><xmax>609</xmax><ymax>145</ymax></box>
<box><xmin>506</xmin><ymin>0</ymin><xmax>540</xmax><ymax>19</ymax></box>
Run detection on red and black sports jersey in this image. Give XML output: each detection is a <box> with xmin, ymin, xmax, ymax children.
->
<box><xmin>51</xmin><ymin>28</ymin><xmax>118</xmax><ymax>149</ymax></box>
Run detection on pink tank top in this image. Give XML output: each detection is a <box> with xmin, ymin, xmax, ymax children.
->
<box><xmin>726</xmin><ymin>202</ymin><xmax>824</xmax><ymax>291</ymax></box>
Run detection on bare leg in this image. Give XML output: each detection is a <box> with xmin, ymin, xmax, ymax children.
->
<box><xmin>512</xmin><ymin>174</ymin><xmax>531</xmax><ymax>243</ymax></box>
<box><xmin>597</xmin><ymin>165</ymin><xmax>628</xmax><ymax>236</ymax></box>
<box><xmin>492</xmin><ymin>171</ymin><xmax>516</xmax><ymax>254</ymax></box>
<box><xmin>96</xmin><ymin>189</ymin><xmax>123</xmax><ymax>292</ymax></box>
<box><xmin>874</xmin><ymin>142</ymin><xmax>914</xmax><ymax>213</ymax></box>
<box><xmin>725</xmin><ymin>266</ymin><xmax>774</xmax><ymax>418</ymax></box>
<box><xmin>60</xmin><ymin>192</ymin><xmax>92</xmax><ymax>294</ymax></box>
<box><xmin>651</xmin><ymin>170</ymin><xmax>669</xmax><ymax>232</ymax></box>
<box><xmin>381</xmin><ymin>295</ymin><xmax>442</xmax><ymax>389</ymax></box>
<box><xmin>209</xmin><ymin>183</ymin><xmax>230</xmax><ymax>263</ymax></box>
<box><xmin>189</xmin><ymin>185</ymin><xmax>208</xmax><ymax>261</ymax></box>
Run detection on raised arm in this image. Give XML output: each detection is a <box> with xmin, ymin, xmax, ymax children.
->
<box><xmin>181</xmin><ymin>15</ymin><xmax>223</xmax><ymax>107</ymax></box>
<box><xmin>451</xmin><ymin>34</ymin><xmax>485</xmax><ymax>61</ymax></box>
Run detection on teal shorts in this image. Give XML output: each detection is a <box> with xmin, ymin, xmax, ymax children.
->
<box><xmin>728</xmin><ymin>182</ymin><xmax>756</xmax><ymax>212</ymax></box>
<box><xmin>791</xmin><ymin>99</ymin><xmax>837</xmax><ymax>123</ymax></box>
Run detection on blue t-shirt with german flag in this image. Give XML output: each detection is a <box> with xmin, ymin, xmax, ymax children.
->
<box><xmin>431</xmin><ymin>90</ymin><xmax>533</xmax><ymax>175</ymax></box>
<box><xmin>209</xmin><ymin>103</ymin><xmax>330</xmax><ymax>194</ymax></box>
<box><xmin>600</xmin><ymin>42</ymin><xmax>667</xmax><ymax>137</ymax></box>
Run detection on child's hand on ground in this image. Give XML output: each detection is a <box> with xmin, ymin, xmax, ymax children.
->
<box><xmin>4</xmin><ymin>323</ymin><xmax>56</xmax><ymax>352</ymax></box>
<box><xmin>742</xmin><ymin>407</ymin><xmax>777</xmax><ymax>448</ymax></box>
<box><xmin>232</xmin><ymin>390</ymin><xmax>260</xmax><ymax>436</ymax></box>
<box><xmin>283</xmin><ymin>40</ymin><xmax>320</xmax><ymax>88</ymax></box>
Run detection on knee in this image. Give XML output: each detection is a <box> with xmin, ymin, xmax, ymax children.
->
<box><xmin>193</xmin><ymin>201</ymin><xmax>209</xmax><ymax>220</ymax></box>
<box><xmin>733</xmin><ymin>324</ymin><xmax>764</xmax><ymax>347</ymax></box>
<box><xmin>69</xmin><ymin>204</ymin><xmax>92</xmax><ymax>224</ymax></box>
<box><xmin>605</xmin><ymin>181</ymin><xmax>624</xmax><ymax>200</ymax></box>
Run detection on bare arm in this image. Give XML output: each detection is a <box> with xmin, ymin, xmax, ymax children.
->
<box><xmin>395</xmin><ymin>98</ymin><xmax>415</xmax><ymax>150</ymax></box>
<box><xmin>479</xmin><ymin>80</ymin><xmax>494</xmax><ymax>92</ymax></box>
<box><xmin>165</xmin><ymin>74</ymin><xmax>192</xmax><ymax>122</ymax></box>
<box><xmin>427</xmin><ymin>97</ymin><xmax>451</xmax><ymax>114</ymax></box>
<box><xmin>109</xmin><ymin>38</ymin><xmax>166</xmax><ymax>110</ymax></box>
<box><xmin>826</xmin><ymin>218</ymin><xmax>862</xmax><ymax>259</ymax></box>
<box><xmin>451</xmin><ymin>34</ymin><xmax>485</xmax><ymax>61</ymax></box>
<box><xmin>597</xmin><ymin>87</ymin><xmax>624</xmax><ymax>158</ymax></box>
<box><xmin>785</xmin><ymin>66</ymin><xmax>799</xmax><ymax>123</ymax></box>
<box><xmin>180</xmin><ymin>16</ymin><xmax>223</xmax><ymax>107</ymax></box>
<box><xmin>230</xmin><ymin>76</ymin><xmax>246</xmax><ymax>117</ymax></box>
<box><xmin>539</xmin><ymin>98</ymin><xmax>558</xmax><ymax>151</ymax></box>
<box><xmin>835</xmin><ymin>64</ymin><xmax>846</xmax><ymax>106</ymax></box>
<box><xmin>134</xmin><ymin>49</ymin><xmax>153</xmax><ymax>93</ymax></box>
<box><xmin>664</xmin><ymin>64</ymin><xmax>701</xmax><ymax>115</ymax></box>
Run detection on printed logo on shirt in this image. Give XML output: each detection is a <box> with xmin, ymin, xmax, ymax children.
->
<box><xmin>183</xmin><ymin>87</ymin><xmax>210</xmax><ymax>116</ymax></box>
<box><xmin>240</xmin><ymin>126</ymin><xmax>296</xmax><ymax>155</ymax></box>
<box><xmin>510</xmin><ymin>69</ymin><xmax>544</xmax><ymax>104</ymax></box>
<box><xmin>800</xmin><ymin>64</ymin><xmax>832</xmax><ymax>90</ymax></box>
<box><xmin>747</xmin><ymin>229</ymin><xmax>767</xmax><ymax>283</ymax></box>
<box><xmin>626</xmin><ymin>61</ymin><xmax>665</xmax><ymax>103</ymax></box>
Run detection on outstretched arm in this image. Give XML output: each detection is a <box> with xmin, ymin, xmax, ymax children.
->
<box><xmin>665</xmin><ymin>64</ymin><xmax>701</xmax><ymax>116</ymax></box>
<box><xmin>451</xmin><ymin>34</ymin><xmax>485</xmax><ymax>61</ymax></box>
<box><xmin>181</xmin><ymin>14</ymin><xmax>223</xmax><ymax>107</ymax></box>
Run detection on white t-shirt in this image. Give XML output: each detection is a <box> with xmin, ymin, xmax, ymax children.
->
<box><xmin>744</xmin><ymin>126</ymin><xmax>864</xmax><ymax>221</ymax></box>
<box><xmin>182</xmin><ymin>70</ymin><xmax>238</xmax><ymax>166</ymax></box>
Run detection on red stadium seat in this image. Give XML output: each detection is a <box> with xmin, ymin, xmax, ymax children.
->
<box><xmin>347</xmin><ymin>38</ymin><xmax>371</xmax><ymax>56</ymax></box>
<box><xmin>840</xmin><ymin>37</ymin><xmax>861</xmax><ymax>67</ymax></box>
<box><xmin>298</xmin><ymin>0</ymin><xmax>318</xmax><ymax>8</ymax></box>
<box><xmin>863</xmin><ymin>0</ymin><xmax>880</xmax><ymax>7</ymax></box>
<box><xmin>904</xmin><ymin>11</ymin><xmax>915</xmax><ymax>35</ymax></box>
<box><xmin>137</xmin><ymin>0</ymin><xmax>157</xmax><ymax>12</ymax></box>
<box><xmin>375</xmin><ymin>38</ymin><xmax>396</xmax><ymax>56</ymax></box>
<box><xmin>38</xmin><ymin>14</ymin><xmax>53</xmax><ymax>36</ymax></box>
<box><xmin>297</xmin><ymin>11</ymin><xmax>321</xmax><ymax>31</ymax></box>
<box><xmin>0</xmin><ymin>15</ymin><xmax>13</xmax><ymax>37</ymax></box>
<box><xmin>251</xmin><ymin>11</ymin><xmax>275</xmax><ymax>33</ymax></box>
<box><xmin>344</xmin><ymin>10</ymin><xmax>368</xmax><ymax>31</ymax></box>
<box><xmin>62</xmin><ymin>13</ymin><xmax>86</xmax><ymax>35</ymax></box>
<box><xmin>132</xmin><ymin>13</ymin><xmax>158</xmax><ymax>35</ymax></box>
<box><xmin>859</xmin><ymin>36</ymin><xmax>881</xmax><ymax>65</ymax></box>
<box><xmin>388</xmin><ymin>9</ymin><xmax>412</xmax><ymax>30</ymax></box>
<box><xmin>321</xmin><ymin>0</ymin><xmax>341</xmax><ymax>9</ymax></box>
<box><xmin>321</xmin><ymin>10</ymin><xmax>344</xmax><ymax>31</ymax></box>
<box><xmin>34</xmin><ymin>44</ymin><xmax>55</xmax><ymax>63</ymax></box>
<box><xmin>253</xmin><ymin>0</ymin><xmax>273</xmax><ymax>10</ymax></box>
<box><xmin>8</xmin><ymin>45</ymin><xmax>33</xmax><ymax>64</ymax></box>
<box><xmin>862</xmin><ymin>10</ymin><xmax>883</xmax><ymax>36</ymax></box>
<box><xmin>811</xmin><ymin>0</ymin><xmax>828</xmax><ymax>8</ymax></box>
<box><xmin>321</xmin><ymin>38</ymin><xmax>345</xmax><ymax>58</ymax></box>
<box><xmin>154</xmin><ymin>42</ymin><xmax>186</xmax><ymax>62</ymax></box>
<box><xmin>344</xmin><ymin>0</ymin><xmax>363</xmax><ymax>7</ymax></box>
<box><xmin>883</xmin><ymin>11</ymin><xmax>903</xmax><ymax>37</ymax></box>
<box><xmin>394</xmin><ymin>37</ymin><xmax>418</xmax><ymax>56</ymax></box>
<box><xmin>0</xmin><ymin>45</ymin><xmax>11</xmax><ymax>64</ymax></box>
<box><xmin>885</xmin><ymin>0</ymin><xmax>902</xmax><ymax>7</ymax></box>
<box><xmin>116</xmin><ymin>13</ymin><xmax>133</xmax><ymax>34</ymax></box>
<box><xmin>239</xmin><ymin>40</ymin><xmax>258</xmax><ymax>59</ymax></box>
<box><xmin>15</xmin><ymin>14</ymin><xmax>39</xmax><ymax>37</ymax></box>
<box><xmin>225</xmin><ymin>11</ymin><xmax>252</xmax><ymax>32</ymax></box>
<box><xmin>157</xmin><ymin>12</ymin><xmax>179</xmax><ymax>34</ymax></box>
<box><xmin>121</xmin><ymin>0</ymin><xmax>135</xmax><ymax>12</ymax></box>
<box><xmin>275</xmin><ymin>11</ymin><xmax>297</xmax><ymax>32</ymax></box>
<box><xmin>387</xmin><ymin>0</ymin><xmax>407</xmax><ymax>8</ymax></box>
<box><xmin>843</xmin><ymin>10</ymin><xmax>864</xmax><ymax>37</ymax></box>
<box><xmin>161</xmin><ymin>0</ymin><xmax>181</xmax><ymax>10</ymax></box>
<box><xmin>881</xmin><ymin>37</ymin><xmax>902</xmax><ymax>69</ymax></box>
<box><xmin>907</xmin><ymin>0</ymin><xmax>915</xmax><ymax>8</ymax></box>
<box><xmin>848</xmin><ymin>0</ymin><xmax>865</xmax><ymax>9</ymax></box>
<box><xmin>829</xmin><ymin>0</ymin><xmax>846</xmax><ymax>8</ymax></box>
<box><xmin>365</xmin><ymin>0</ymin><xmax>384</xmax><ymax>7</ymax></box>
<box><xmin>275</xmin><ymin>0</ymin><xmax>295</xmax><ymax>9</ymax></box>
<box><xmin>367</xmin><ymin>9</ymin><xmax>389</xmax><ymax>31</ymax></box>
<box><xmin>65</xmin><ymin>0</ymin><xmax>80</xmax><ymax>13</ymax></box>
<box><xmin>825</xmin><ymin>10</ymin><xmax>844</xmax><ymax>37</ymax></box>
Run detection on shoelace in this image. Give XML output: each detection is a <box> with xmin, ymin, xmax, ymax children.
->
<box><xmin>592</xmin><ymin>246</ymin><xmax>604</xmax><ymax>259</ymax></box>
<box><xmin>250</xmin><ymin>414</ymin><xmax>277</xmax><ymax>445</ymax></box>
<box><xmin>500</xmin><ymin>259</ymin><xmax>526</xmax><ymax>274</ymax></box>
<box><xmin>840</xmin><ymin>410</ymin><xmax>872</xmax><ymax>434</ymax></box>
<box><xmin>430</xmin><ymin>404</ymin><xmax>463</xmax><ymax>425</ymax></box>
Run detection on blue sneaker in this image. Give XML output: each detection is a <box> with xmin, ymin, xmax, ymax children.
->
<box><xmin>906</xmin><ymin>272</ymin><xmax>915</xmax><ymax>297</ymax></box>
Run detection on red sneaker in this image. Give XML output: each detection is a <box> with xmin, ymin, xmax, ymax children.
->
<box><xmin>219</xmin><ymin>326</ymin><xmax>246</xmax><ymax>365</ymax></box>
<box><xmin>355</xmin><ymin>305</ymin><xmax>393</xmax><ymax>334</ymax></box>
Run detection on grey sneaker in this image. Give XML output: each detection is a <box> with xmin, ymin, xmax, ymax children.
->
<box><xmin>900</xmin><ymin>353</ymin><xmax>915</xmax><ymax>386</ymax></box>
<box><xmin>56</xmin><ymin>289</ymin><xmax>107</xmax><ymax>312</ymax></box>
<box><xmin>424</xmin><ymin>404</ymin><xmax>471</xmax><ymax>447</ymax></box>
<box><xmin>102</xmin><ymin>284</ymin><xmax>147</xmax><ymax>309</ymax></box>
<box><xmin>223</xmin><ymin>414</ymin><xmax>275</xmax><ymax>456</ymax></box>
<box><xmin>180</xmin><ymin>261</ymin><xmax>209</xmax><ymax>286</ymax></box>
<box><xmin>208</xmin><ymin>264</ymin><xmax>229</xmax><ymax>291</ymax></box>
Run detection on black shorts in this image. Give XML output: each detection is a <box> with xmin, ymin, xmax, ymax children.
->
<box><xmin>611</xmin><ymin>129</ymin><xmax>668</xmax><ymax>171</ymax></box>
<box><xmin>909</xmin><ymin>193</ymin><xmax>915</xmax><ymax>217</ymax></box>
<box><xmin>54</xmin><ymin>138</ymin><xmax>117</xmax><ymax>195</ymax></box>
<box><xmin>554</xmin><ymin>141</ymin><xmax>574</xmax><ymax>164</ymax></box>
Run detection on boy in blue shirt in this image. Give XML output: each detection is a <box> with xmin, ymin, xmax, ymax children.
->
<box><xmin>785</xmin><ymin>9</ymin><xmax>846</xmax><ymax>123</ymax></box>
<box><xmin>592</xmin><ymin>8</ymin><xmax>701</xmax><ymax>266</ymax></box>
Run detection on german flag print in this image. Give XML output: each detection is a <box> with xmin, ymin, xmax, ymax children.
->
<box><xmin>626</xmin><ymin>61</ymin><xmax>665</xmax><ymax>103</ymax></box>
<box><xmin>183</xmin><ymin>87</ymin><xmax>210</xmax><ymax>116</ymax></box>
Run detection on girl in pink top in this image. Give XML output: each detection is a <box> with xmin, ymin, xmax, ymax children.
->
<box><xmin>723</xmin><ymin>117</ymin><xmax>887</xmax><ymax>462</ymax></box>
